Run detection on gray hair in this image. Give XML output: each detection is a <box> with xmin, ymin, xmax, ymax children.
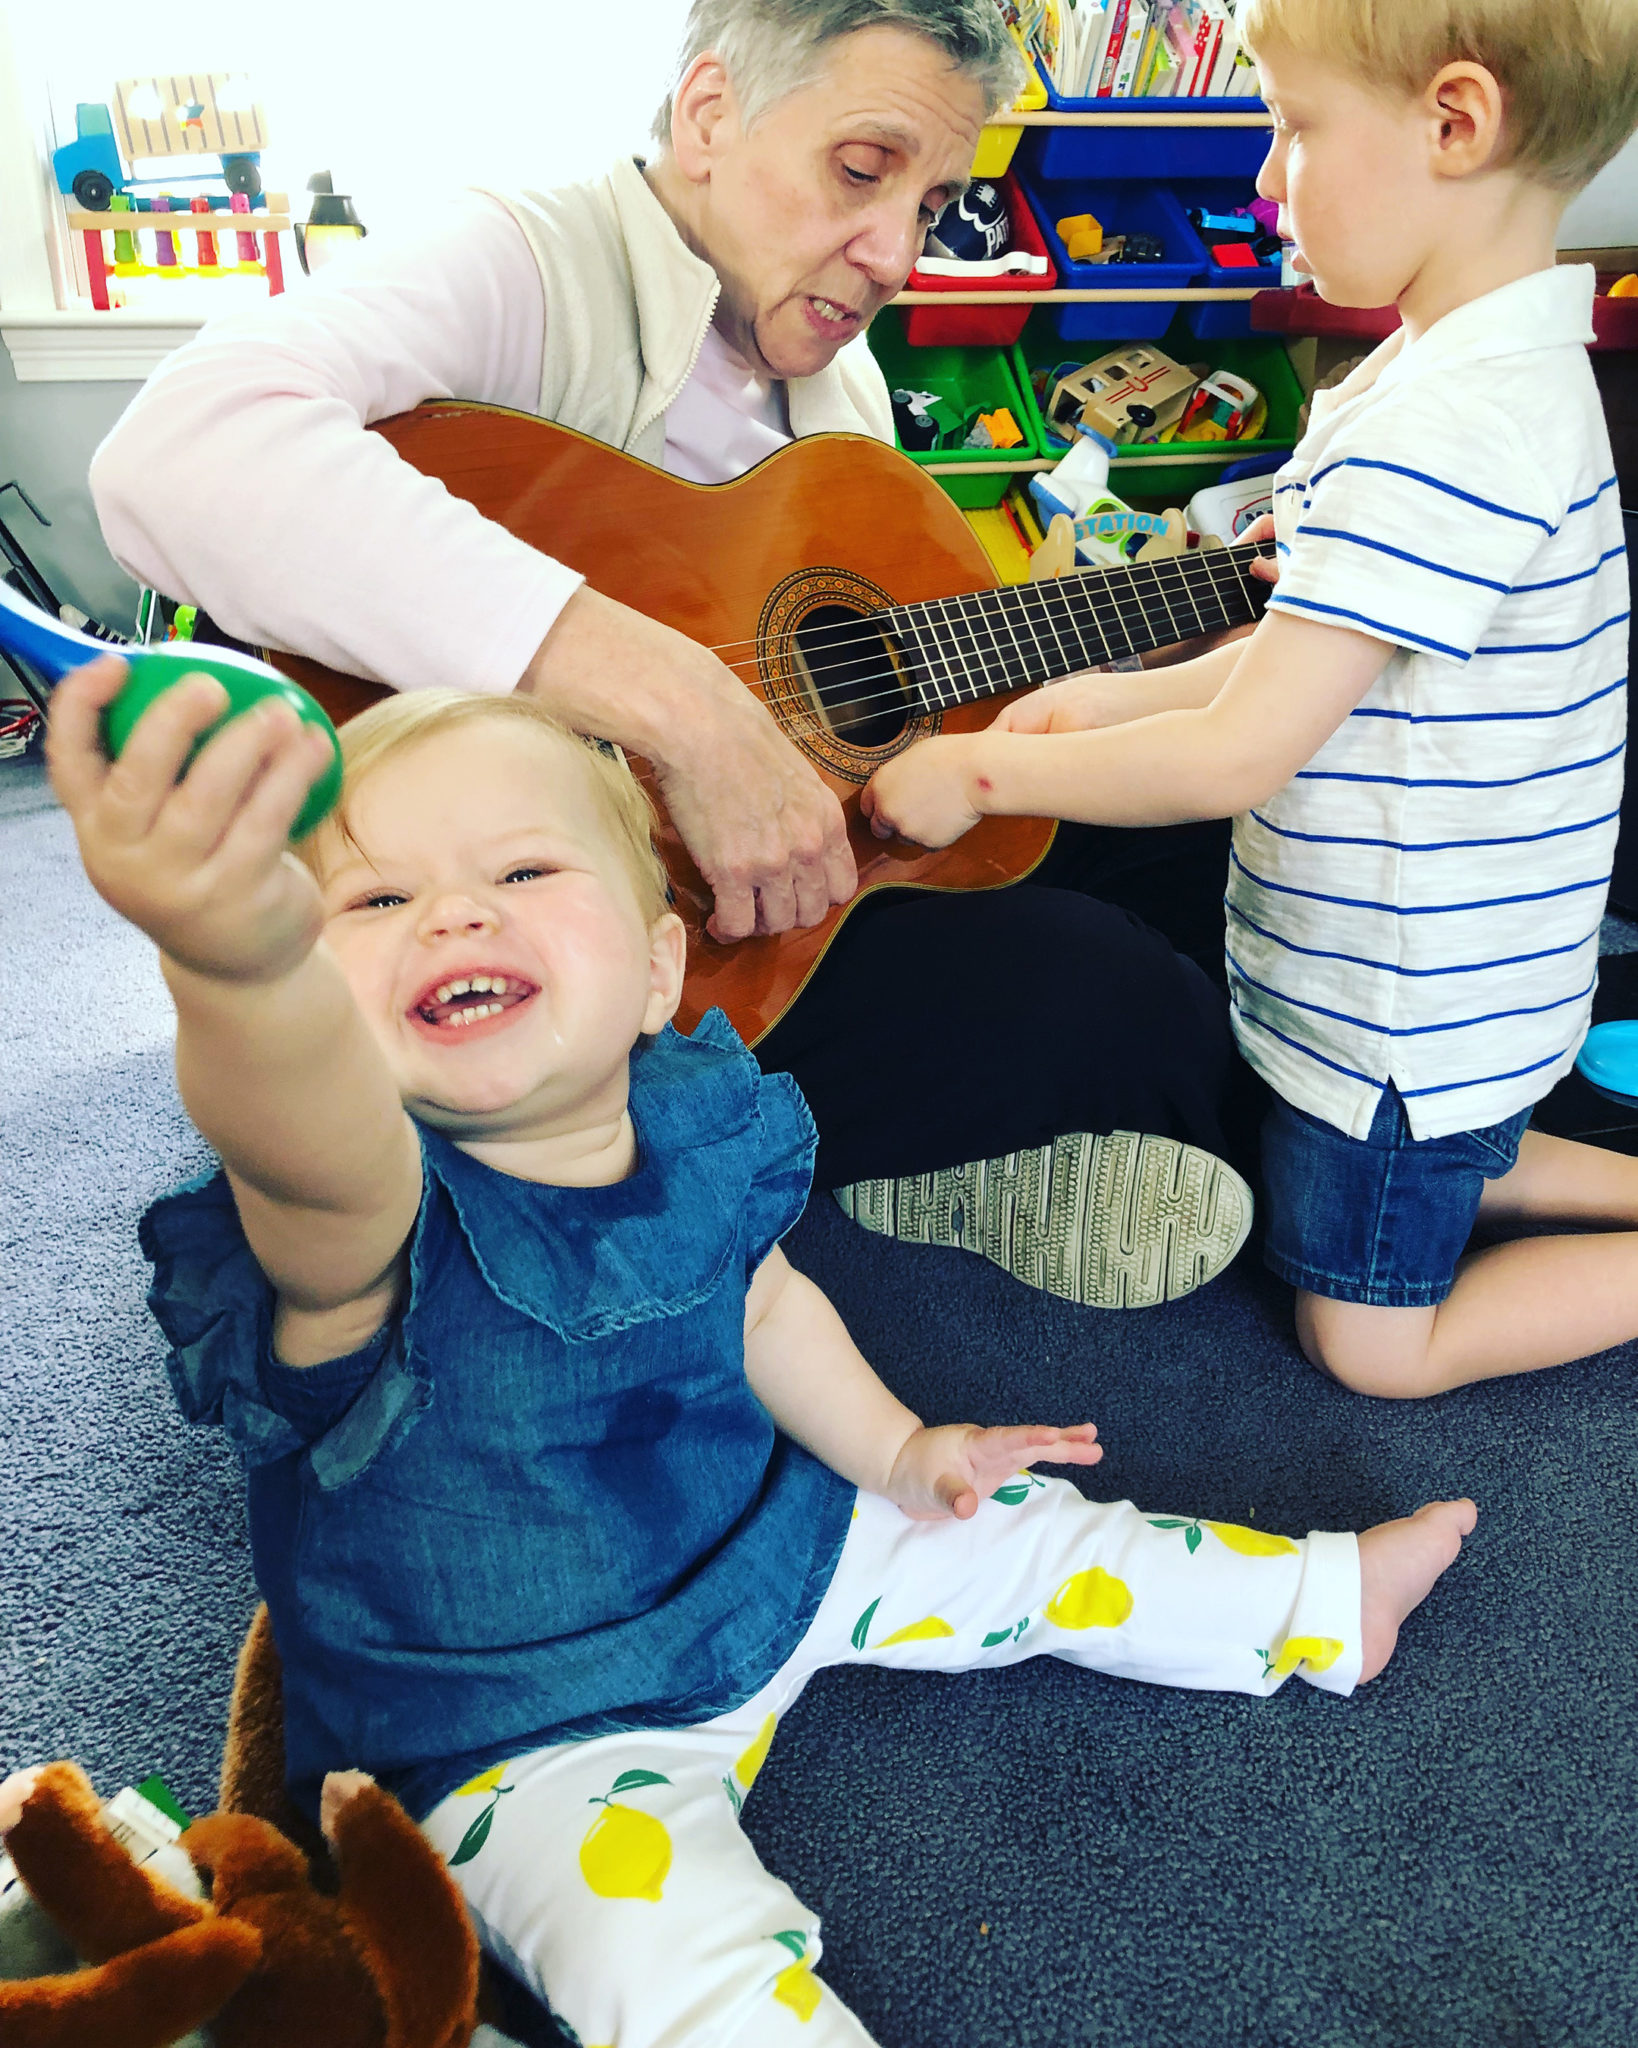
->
<box><xmin>652</xmin><ymin>0</ymin><xmax>1027</xmax><ymax>146</ymax></box>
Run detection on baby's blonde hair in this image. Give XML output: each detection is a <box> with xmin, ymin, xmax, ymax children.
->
<box><xmin>299</xmin><ymin>691</ymin><xmax>671</xmax><ymax>923</ymax></box>
<box><xmin>1240</xmin><ymin>0</ymin><xmax>1638</xmax><ymax>191</ymax></box>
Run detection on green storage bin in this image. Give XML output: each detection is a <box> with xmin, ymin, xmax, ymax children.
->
<box><xmin>868</xmin><ymin>310</ymin><xmax>1048</xmax><ymax>509</ymax></box>
<box><xmin>1011</xmin><ymin>308</ymin><xmax>1303</xmax><ymax>507</ymax></box>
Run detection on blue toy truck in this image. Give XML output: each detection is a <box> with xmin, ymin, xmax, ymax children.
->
<box><xmin>53</xmin><ymin>84</ymin><xmax>264</xmax><ymax>212</ymax></box>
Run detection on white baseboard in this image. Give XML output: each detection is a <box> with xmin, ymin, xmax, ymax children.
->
<box><xmin>1</xmin><ymin>310</ymin><xmax>202</xmax><ymax>382</ymax></box>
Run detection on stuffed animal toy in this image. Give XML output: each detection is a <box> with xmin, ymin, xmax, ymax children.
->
<box><xmin>0</xmin><ymin>1758</ymin><xmax>479</xmax><ymax>2048</ymax></box>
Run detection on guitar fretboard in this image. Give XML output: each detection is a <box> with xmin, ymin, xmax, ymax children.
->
<box><xmin>881</xmin><ymin>541</ymin><xmax>1274</xmax><ymax>709</ymax></box>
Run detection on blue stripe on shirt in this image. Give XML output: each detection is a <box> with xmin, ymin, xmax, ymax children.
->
<box><xmin>1244</xmin><ymin>805</ymin><xmax>1621</xmax><ymax>855</ymax></box>
<box><xmin>1233</xmin><ymin>1006</ymin><xmax>1381</xmax><ymax>1086</ymax></box>
<box><xmin>1399</xmin><ymin>1048</ymin><xmax>1573</xmax><ymax>1098</ymax></box>
<box><xmin>1294</xmin><ymin>524</ymin><xmax>1511</xmax><ymax>592</ymax></box>
<box><xmin>1269</xmin><ymin>590</ymin><xmax>1469</xmax><ymax>659</ymax></box>
<box><xmin>1236</xmin><ymin>1006</ymin><xmax>1573</xmax><ymax>1100</ymax></box>
<box><xmin>1225</xmin><ymin>899</ymin><xmax>1601</xmax><ymax>978</ymax></box>
<box><xmin>1305</xmin><ymin>456</ymin><xmax>1557</xmax><ymax>533</ymax></box>
<box><xmin>1515</xmin><ymin>545</ymin><xmax>1627</xmax><ymax>594</ymax></box>
<box><xmin>1295</xmin><ymin>739</ymin><xmax>1624</xmax><ymax>791</ymax></box>
<box><xmin>1566</xmin><ymin>477</ymin><xmax>1619</xmax><ymax>515</ymax></box>
<box><xmin>1227</xmin><ymin>949</ymin><xmax>1596</xmax><ymax>1037</ymax></box>
<box><xmin>1473</xmin><ymin>610</ymin><xmax>1629</xmax><ymax>657</ymax></box>
<box><xmin>1229</xmin><ymin>846</ymin><xmax>1608</xmax><ymax>918</ymax></box>
<box><xmin>1349</xmin><ymin>675</ymin><xmax>1624</xmax><ymax>725</ymax></box>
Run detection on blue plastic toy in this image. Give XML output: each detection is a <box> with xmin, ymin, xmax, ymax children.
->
<box><xmin>53</xmin><ymin>99</ymin><xmax>262</xmax><ymax>212</ymax></box>
<box><xmin>1574</xmin><ymin>1021</ymin><xmax>1638</xmax><ymax>1108</ymax></box>
<box><xmin>0</xmin><ymin>580</ymin><xmax>341</xmax><ymax>839</ymax></box>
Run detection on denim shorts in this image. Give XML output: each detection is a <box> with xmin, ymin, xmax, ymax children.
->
<box><xmin>1260</xmin><ymin>1083</ymin><xmax>1533</xmax><ymax>1307</ymax></box>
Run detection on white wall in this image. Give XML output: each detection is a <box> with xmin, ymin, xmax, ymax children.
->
<box><xmin>1561</xmin><ymin>131</ymin><xmax>1638</xmax><ymax>251</ymax></box>
<box><xmin>13</xmin><ymin>0</ymin><xmax>691</xmax><ymax>241</ymax></box>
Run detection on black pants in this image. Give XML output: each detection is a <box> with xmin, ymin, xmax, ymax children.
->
<box><xmin>757</xmin><ymin>819</ymin><xmax>1267</xmax><ymax>1191</ymax></box>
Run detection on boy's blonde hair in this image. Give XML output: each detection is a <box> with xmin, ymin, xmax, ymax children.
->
<box><xmin>300</xmin><ymin>691</ymin><xmax>672</xmax><ymax>923</ymax></box>
<box><xmin>1240</xmin><ymin>0</ymin><xmax>1638</xmax><ymax>191</ymax></box>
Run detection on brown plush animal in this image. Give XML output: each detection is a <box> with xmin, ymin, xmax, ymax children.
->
<box><xmin>0</xmin><ymin>1759</ymin><xmax>479</xmax><ymax>2048</ymax></box>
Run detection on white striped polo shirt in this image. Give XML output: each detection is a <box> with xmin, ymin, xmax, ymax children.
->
<box><xmin>1228</xmin><ymin>265</ymin><xmax>1629</xmax><ymax>1141</ymax></box>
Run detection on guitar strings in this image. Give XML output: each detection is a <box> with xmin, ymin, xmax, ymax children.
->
<box><xmin>706</xmin><ymin>550</ymin><xmax>1268</xmax><ymax>722</ymax></box>
<box><xmin>696</xmin><ymin>537</ymin><xmax>1275</xmax><ymax>672</ymax></box>
<box><xmin>694</xmin><ymin>540</ymin><xmax>1276</xmax><ymax>723</ymax></box>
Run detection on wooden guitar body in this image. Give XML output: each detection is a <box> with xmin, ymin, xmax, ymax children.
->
<box><xmin>278</xmin><ymin>404</ymin><xmax>1053</xmax><ymax>1041</ymax></box>
<box><xmin>277</xmin><ymin>403</ymin><xmax>1268</xmax><ymax>1041</ymax></box>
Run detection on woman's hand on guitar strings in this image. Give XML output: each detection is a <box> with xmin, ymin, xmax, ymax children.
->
<box><xmin>523</xmin><ymin>587</ymin><xmax>856</xmax><ymax>943</ymax></box>
<box><xmin>861</xmin><ymin>734</ymin><xmax>987</xmax><ymax>850</ymax></box>
<box><xmin>656</xmin><ymin>683</ymin><xmax>857</xmax><ymax>943</ymax></box>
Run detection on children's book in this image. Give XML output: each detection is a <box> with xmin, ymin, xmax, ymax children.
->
<box><xmin>1095</xmin><ymin>0</ymin><xmax>1133</xmax><ymax>93</ymax></box>
<box><xmin>1129</xmin><ymin>2</ymin><xmax>1164</xmax><ymax>95</ymax></box>
<box><xmin>1203</xmin><ymin>1</ymin><xmax>1238</xmax><ymax>95</ymax></box>
<box><xmin>1111</xmin><ymin>0</ymin><xmax>1155</xmax><ymax>97</ymax></box>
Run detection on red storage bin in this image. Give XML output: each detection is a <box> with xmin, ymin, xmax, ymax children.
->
<box><xmin>1251</xmin><ymin>278</ymin><xmax>1638</xmax><ymax>351</ymax></box>
<box><xmin>902</xmin><ymin>174</ymin><xmax>1057</xmax><ymax>346</ymax></box>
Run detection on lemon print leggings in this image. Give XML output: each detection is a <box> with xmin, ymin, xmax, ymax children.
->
<box><xmin>423</xmin><ymin>1479</ymin><xmax>1359</xmax><ymax>2048</ymax></box>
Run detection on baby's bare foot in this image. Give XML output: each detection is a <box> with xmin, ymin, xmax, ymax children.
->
<box><xmin>319</xmin><ymin>1769</ymin><xmax>375</xmax><ymax>1843</ymax></box>
<box><xmin>1358</xmin><ymin>1499</ymin><xmax>1476</xmax><ymax>1682</ymax></box>
<box><xmin>0</xmin><ymin>1766</ymin><xmax>43</xmax><ymax>1835</ymax></box>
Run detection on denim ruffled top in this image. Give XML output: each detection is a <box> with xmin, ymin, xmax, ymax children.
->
<box><xmin>140</xmin><ymin>1011</ymin><xmax>855</xmax><ymax>1821</ymax></box>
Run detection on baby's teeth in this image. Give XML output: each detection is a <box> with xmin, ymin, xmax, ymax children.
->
<box><xmin>450</xmin><ymin>978</ymin><xmax>471</xmax><ymax>997</ymax></box>
<box><xmin>490</xmin><ymin>977</ymin><xmax>507</xmax><ymax>996</ymax></box>
<box><xmin>435</xmin><ymin>983</ymin><xmax>453</xmax><ymax>1004</ymax></box>
<box><xmin>471</xmin><ymin>975</ymin><xmax>492</xmax><ymax>994</ymax></box>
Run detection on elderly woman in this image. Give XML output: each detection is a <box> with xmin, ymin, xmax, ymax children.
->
<box><xmin>90</xmin><ymin>0</ymin><xmax>1255</xmax><ymax>1308</ymax></box>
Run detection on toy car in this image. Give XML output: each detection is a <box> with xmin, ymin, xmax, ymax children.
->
<box><xmin>52</xmin><ymin>75</ymin><xmax>266</xmax><ymax>212</ymax></box>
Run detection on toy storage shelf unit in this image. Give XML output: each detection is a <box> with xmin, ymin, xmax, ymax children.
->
<box><xmin>888</xmin><ymin>84</ymin><xmax>1284</xmax><ymax>491</ymax></box>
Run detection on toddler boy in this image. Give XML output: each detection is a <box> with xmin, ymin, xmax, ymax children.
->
<box><xmin>864</xmin><ymin>0</ymin><xmax>1638</xmax><ymax>1398</ymax></box>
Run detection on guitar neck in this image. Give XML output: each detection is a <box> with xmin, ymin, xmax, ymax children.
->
<box><xmin>889</xmin><ymin>539</ymin><xmax>1275</xmax><ymax>708</ymax></box>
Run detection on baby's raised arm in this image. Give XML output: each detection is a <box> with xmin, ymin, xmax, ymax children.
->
<box><xmin>743</xmin><ymin>1247</ymin><xmax>1101</xmax><ymax>1519</ymax></box>
<box><xmin>49</xmin><ymin>659</ymin><xmax>421</xmax><ymax>1359</ymax></box>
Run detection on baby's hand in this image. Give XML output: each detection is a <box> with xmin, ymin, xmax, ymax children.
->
<box><xmin>885</xmin><ymin>1422</ymin><xmax>1102</xmax><ymax>1521</ymax></box>
<box><xmin>861</xmin><ymin>734</ymin><xmax>986</xmax><ymax>848</ymax></box>
<box><xmin>47</xmin><ymin>655</ymin><xmax>332</xmax><ymax>983</ymax></box>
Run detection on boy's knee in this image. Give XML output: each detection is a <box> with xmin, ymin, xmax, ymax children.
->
<box><xmin>1294</xmin><ymin>1293</ymin><xmax>1443</xmax><ymax>1399</ymax></box>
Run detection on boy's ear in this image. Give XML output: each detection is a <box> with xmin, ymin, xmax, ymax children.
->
<box><xmin>1424</xmin><ymin>61</ymin><xmax>1506</xmax><ymax>177</ymax></box>
<box><xmin>641</xmin><ymin>912</ymin><xmax>689</xmax><ymax>1036</ymax></box>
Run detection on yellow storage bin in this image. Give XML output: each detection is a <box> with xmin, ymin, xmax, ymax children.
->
<box><xmin>971</xmin><ymin>49</ymin><xmax>1047</xmax><ymax>179</ymax></box>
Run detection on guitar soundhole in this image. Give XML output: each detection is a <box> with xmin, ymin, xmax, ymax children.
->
<box><xmin>793</xmin><ymin>605</ymin><xmax>910</xmax><ymax>748</ymax></box>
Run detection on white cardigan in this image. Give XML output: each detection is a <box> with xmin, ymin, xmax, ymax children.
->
<box><xmin>91</xmin><ymin>157</ymin><xmax>894</xmax><ymax>697</ymax></box>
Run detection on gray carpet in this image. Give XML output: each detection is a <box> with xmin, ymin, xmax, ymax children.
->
<box><xmin>4</xmin><ymin>754</ymin><xmax>1637</xmax><ymax>2048</ymax></box>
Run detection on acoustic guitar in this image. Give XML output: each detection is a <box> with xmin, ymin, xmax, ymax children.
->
<box><xmin>274</xmin><ymin>403</ymin><xmax>1271</xmax><ymax>1042</ymax></box>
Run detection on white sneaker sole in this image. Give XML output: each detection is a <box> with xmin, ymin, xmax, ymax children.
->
<box><xmin>833</xmin><ymin>1131</ymin><xmax>1253</xmax><ymax>1310</ymax></box>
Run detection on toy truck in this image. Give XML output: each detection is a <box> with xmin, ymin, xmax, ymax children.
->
<box><xmin>52</xmin><ymin>74</ymin><xmax>267</xmax><ymax>211</ymax></box>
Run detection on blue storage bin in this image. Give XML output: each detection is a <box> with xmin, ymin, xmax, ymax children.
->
<box><xmin>1027</xmin><ymin>69</ymin><xmax>1273</xmax><ymax>181</ymax></box>
<box><xmin>1020</xmin><ymin>176</ymin><xmax>1204</xmax><ymax>340</ymax></box>
<box><xmin>1171</xmin><ymin>179</ymin><xmax>1279</xmax><ymax>339</ymax></box>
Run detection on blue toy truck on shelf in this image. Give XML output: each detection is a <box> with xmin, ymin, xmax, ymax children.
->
<box><xmin>53</xmin><ymin>74</ymin><xmax>267</xmax><ymax>211</ymax></box>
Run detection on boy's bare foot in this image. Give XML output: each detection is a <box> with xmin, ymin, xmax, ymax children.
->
<box><xmin>1358</xmin><ymin>1499</ymin><xmax>1477</xmax><ymax>1682</ymax></box>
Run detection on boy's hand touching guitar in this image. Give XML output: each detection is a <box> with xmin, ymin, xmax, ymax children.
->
<box><xmin>48</xmin><ymin>655</ymin><xmax>333</xmax><ymax>984</ymax></box>
<box><xmin>885</xmin><ymin>1422</ymin><xmax>1102</xmax><ymax>1521</ymax></box>
<box><xmin>861</xmin><ymin>733</ymin><xmax>989</xmax><ymax>849</ymax></box>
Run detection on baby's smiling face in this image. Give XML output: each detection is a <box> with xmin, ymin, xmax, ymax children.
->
<box><xmin>311</xmin><ymin>721</ymin><xmax>684</xmax><ymax>1144</ymax></box>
